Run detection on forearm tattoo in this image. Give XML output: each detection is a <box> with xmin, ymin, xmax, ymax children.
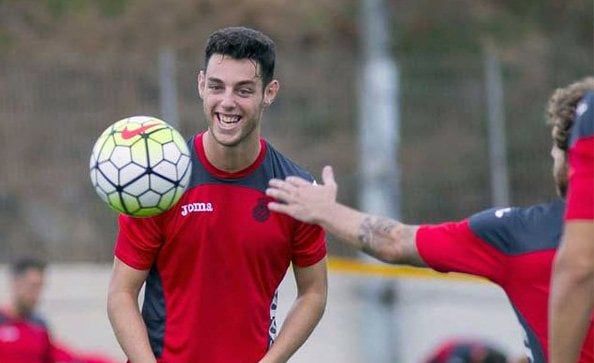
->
<box><xmin>357</xmin><ymin>216</ymin><xmax>399</xmax><ymax>257</ymax></box>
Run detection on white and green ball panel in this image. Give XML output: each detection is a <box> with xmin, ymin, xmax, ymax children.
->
<box><xmin>89</xmin><ymin>116</ymin><xmax>191</xmax><ymax>217</ymax></box>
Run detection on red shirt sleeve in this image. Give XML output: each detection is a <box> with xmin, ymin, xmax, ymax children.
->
<box><xmin>566</xmin><ymin>136</ymin><xmax>594</xmax><ymax>220</ymax></box>
<box><xmin>290</xmin><ymin>222</ymin><xmax>327</xmax><ymax>267</ymax></box>
<box><xmin>416</xmin><ymin>220</ymin><xmax>506</xmax><ymax>284</ymax></box>
<box><xmin>114</xmin><ymin>214</ymin><xmax>164</xmax><ymax>270</ymax></box>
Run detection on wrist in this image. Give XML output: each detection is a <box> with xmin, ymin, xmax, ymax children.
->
<box><xmin>313</xmin><ymin>201</ymin><xmax>338</xmax><ymax>226</ymax></box>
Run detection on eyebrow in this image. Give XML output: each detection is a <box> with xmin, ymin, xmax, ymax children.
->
<box><xmin>206</xmin><ymin>77</ymin><xmax>223</xmax><ymax>84</ymax></box>
<box><xmin>236</xmin><ymin>80</ymin><xmax>257</xmax><ymax>87</ymax></box>
<box><xmin>206</xmin><ymin>77</ymin><xmax>257</xmax><ymax>87</ymax></box>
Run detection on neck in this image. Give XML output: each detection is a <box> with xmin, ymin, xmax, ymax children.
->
<box><xmin>203</xmin><ymin>131</ymin><xmax>261</xmax><ymax>173</ymax></box>
<box><xmin>3</xmin><ymin>302</ymin><xmax>29</xmax><ymax>319</ymax></box>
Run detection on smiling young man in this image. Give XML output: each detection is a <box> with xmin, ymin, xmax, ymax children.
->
<box><xmin>266</xmin><ymin>78</ymin><xmax>594</xmax><ymax>363</ymax></box>
<box><xmin>107</xmin><ymin>27</ymin><xmax>328</xmax><ymax>363</ymax></box>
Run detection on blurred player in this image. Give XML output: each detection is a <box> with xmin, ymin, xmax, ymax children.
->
<box><xmin>0</xmin><ymin>257</ymin><xmax>52</xmax><ymax>363</ymax></box>
<box><xmin>424</xmin><ymin>339</ymin><xmax>508</xmax><ymax>363</ymax></box>
<box><xmin>107</xmin><ymin>27</ymin><xmax>327</xmax><ymax>363</ymax></box>
<box><xmin>266</xmin><ymin>78</ymin><xmax>594</xmax><ymax>363</ymax></box>
<box><xmin>1</xmin><ymin>257</ymin><xmax>115</xmax><ymax>363</ymax></box>
<box><xmin>549</xmin><ymin>80</ymin><xmax>594</xmax><ymax>363</ymax></box>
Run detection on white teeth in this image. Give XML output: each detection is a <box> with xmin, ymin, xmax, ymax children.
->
<box><xmin>218</xmin><ymin>114</ymin><xmax>240</xmax><ymax>123</ymax></box>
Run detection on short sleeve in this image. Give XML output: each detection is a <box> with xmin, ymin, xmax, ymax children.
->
<box><xmin>416</xmin><ymin>219</ymin><xmax>506</xmax><ymax>284</ymax></box>
<box><xmin>291</xmin><ymin>222</ymin><xmax>327</xmax><ymax>267</ymax></box>
<box><xmin>565</xmin><ymin>92</ymin><xmax>594</xmax><ymax>220</ymax></box>
<box><xmin>566</xmin><ymin>140</ymin><xmax>594</xmax><ymax>220</ymax></box>
<box><xmin>566</xmin><ymin>94</ymin><xmax>594</xmax><ymax>220</ymax></box>
<box><xmin>114</xmin><ymin>214</ymin><xmax>164</xmax><ymax>270</ymax></box>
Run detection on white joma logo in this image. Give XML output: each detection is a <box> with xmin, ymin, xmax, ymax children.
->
<box><xmin>495</xmin><ymin>207</ymin><xmax>512</xmax><ymax>218</ymax></box>
<box><xmin>181</xmin><ymin>202</ymin><xmax>214</xmax><ymax>216</ymax></box>
<box><xmin>576</xmin><ymin>100</ymin><xmax>588</xmax><ymax>117</ymax></box>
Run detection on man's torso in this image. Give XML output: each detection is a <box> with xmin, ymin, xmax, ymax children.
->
<box><xmin>0</xmin><ymin>311</ymin><xmax>52</xmax><ymax>363</ymax></box>
<box><xmin>416</xmin><ymin>200</ymin><xmax>594</xmax><ymax>362</ymax></box>
<box><xmin>116</xmin><ymin>134</ymin><xmax>326</xmax><ymax>362</ymax></box>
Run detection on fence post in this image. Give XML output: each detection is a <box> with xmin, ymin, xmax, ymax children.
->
<box><xmin>484</xmin><ymin>45</ymin><xmax>510</xmax><ymax>207</ymax></box>
<box><xmin>359</xmin><ymin>0</ymin><xmax>400</xmax><ymax>361</ymax></box>
<box><xmin>159</xmin><ymin>48</ymin><xmax>180</xmax><ymax>128</ymax></box>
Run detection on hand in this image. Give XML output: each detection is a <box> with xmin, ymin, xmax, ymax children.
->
<box><xmin>266</xmin><ymin>165</ymin><xmax>338</xmax><ymax>224</ymax></box>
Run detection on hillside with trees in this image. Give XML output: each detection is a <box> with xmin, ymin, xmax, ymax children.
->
<box><xmin>0</xmin><ymin>0</ymin><xmax>591</xmax><ymax>261</ymax></box>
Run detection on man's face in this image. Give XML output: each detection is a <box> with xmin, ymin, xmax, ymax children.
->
<box><xmin>11</xmin><ymin>269</ymin><xmax>44</xmax><ymax>315</ymax></box>
<box><xmin>551</xmin><ymin>145</ymin><xmax>568</xmax><ymax>197</ymax></box>
<box><xmin>198</xmin><ymin>54</ymin><xmax>278</xmax><ymax>148</ymax></box>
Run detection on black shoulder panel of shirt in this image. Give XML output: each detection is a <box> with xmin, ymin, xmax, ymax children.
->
<box><xmin>264</xmin><ymin>141</ymin><xmax>314</xmax><ymax>182</ymax></box>
<box><xmin>0</xmin><ymin>311</ymin><xmax>49</xmax><ymax>329</ymax></box>
<box><xmin>188</xmin><ymin>138</ymin><xmax>314</xmax><ymax>193</ymax></box>
<box><xmin>570</xmin><ymin>91</ymin><xmax>594</xmax><ymax>146</ymax></box>
<box><xmin>468</xmin><ymin>199</ymin><xmax>565</xmax><ymax>255</ymax></box>
<box><xmin>27</xmin><ymin>313</ymin><xmax>49</xmax><ymax>329</ymax></box>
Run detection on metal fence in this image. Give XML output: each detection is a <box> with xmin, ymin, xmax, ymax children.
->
<box><xmin>0</xmin><ymin>49</ymin><xmax>587</xmax><ymax>262</ymax></box>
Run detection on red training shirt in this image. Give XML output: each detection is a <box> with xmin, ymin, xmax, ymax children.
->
<box><xmin>416</xmin><ymin>200</ymin><xmax>594</xmax><ymax>363</ymax></box>
<box><xmin>115</xmin><ymin>133</ymin><xmax>326</xmax><ymax>363</ymax></box>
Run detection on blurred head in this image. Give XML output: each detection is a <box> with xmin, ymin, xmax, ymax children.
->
<box><xmin>425</xmin><ymin>340</ymin><xmax>507</xmax><ymax>363</ymax></box>
<box><xmin>198</xmin><ymin>27</ymin><xmax>279</xmax><ymax>148</ymax></box>
<box><xmin>9</xmin><ymin>258</ymin><xmax>46</xmax><ymax>317</ymax></box>
<box><xmin>546</xmin><ymin>77</ymin><xmax>594</xmax><ymax>197</ymax></box>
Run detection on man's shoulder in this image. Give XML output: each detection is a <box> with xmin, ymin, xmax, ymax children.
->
<box><xmin>27</xmin><ymin>313</ymin><xmax>49</xmax><ymax>329</ymax></box>
<box><xmin>264</xmin><ymin>140</ymin><xmax>315</xmax><ymax>182</ymax></box>
<box><xmin>0</xmin><ymin>310</ymin><xmax>49</xmax><ymax>330</ymax></box>
<box><xmin>0</xmin><ymin>310</ymin><xmax>8</xmax><ymax>324</ymax></box>
<box><xmin>468</xmin><ymin>199</ymin><xmax>565</xmax><ymax>254</ymax></box>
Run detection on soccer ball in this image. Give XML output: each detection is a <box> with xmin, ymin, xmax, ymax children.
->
<box><xmin>89</xmin><ymin>116</ymin><xmax>192</xmax><ymax>217</ymax></box>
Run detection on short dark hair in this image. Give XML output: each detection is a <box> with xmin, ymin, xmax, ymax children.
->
<box><xmin>204</xmin><ymin>27</ymin><xmax>276</xmax><ymax>88</ymax></box>
<box><xmin>547</xmin><ymin>77</ymin><xmax>594</xmax><ymax>152</ymax></box>
<box><xmin>426</xmin><ymin>341</ymin><xmax>507</xmax><ymax>363</ymax></box>
<box><xmin>10</xmin><ymin>257</ymin><xmax>46</xmax><ymax>277</ymax></box>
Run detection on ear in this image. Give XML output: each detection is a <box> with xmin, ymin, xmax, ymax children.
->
<box><xmin>197</xmin><ymin>70</ymin><xmax>206</xmax><ymax>99</ymax></box>
<box><xmin>263</xmin><ymin>80</ymin><xmax>279</xmax><ymax>107</ymax></box>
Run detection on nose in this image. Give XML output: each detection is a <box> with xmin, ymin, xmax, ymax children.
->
<box><xmin>219</xmin><ymin>89</ymin><xmax>236</xmax><ymax>110</ymax></box>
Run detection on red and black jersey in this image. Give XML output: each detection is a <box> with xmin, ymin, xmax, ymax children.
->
<box><xmin>0</xmin><ymin>310</ymin><xmax>53</xmax><ymax>363</ymax></box>
<box><xmin>416</xmin><ymin>200</ymin><xmax>594</xmax><ymax>363</ymax></box>
<box><xmin>115</xmin><ymin>133</ymin><xmax>327</xmax><ymax>363</ymax></box>
<box><xmin>566</xmin><ymin>91</ymin><xmax>594</xmax><ymax>220</ymax></box>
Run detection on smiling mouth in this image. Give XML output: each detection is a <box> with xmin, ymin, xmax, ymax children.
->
<box><xmin>216</xmin><ymin>113</ymin><xmax>241</xmax><ymax>125</ymax></box>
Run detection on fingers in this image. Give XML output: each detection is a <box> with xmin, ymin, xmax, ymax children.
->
<box><xmin>285</xmin><ymin>176</ymin><xmax>311</xmax><ymax>187</ymax></box>
<box><xmin>266</xmin><ymin>183</ymin><xmax>292</xmax><ymax>203</ymax></box>
<box><xmin>267</xmin><ymin>201</ymin><xmax>290</xmax><ymax>214</ymax></box>
<box><xmin>269</xmin><ymin>177</ymin><xmax>298</xmax><ymax>191</ymax></box>
<box><xmin>268</xmin><ymin>176</ymin><xmax>311</xmax><ymax>196</ymax></box>
<box><xmin>268</xmin><ymin>178</ymin><xmax>287</xmax><ymax>189</ymax></box>
<box><xmin>322</xmin><ymin>165</ymin><xmax>336</xmax><ymax>186</ymax></box>
<box><xmin>267</xmin><ymin>172</ymin><xmax>327</xmax><ymax>205</ymax></box>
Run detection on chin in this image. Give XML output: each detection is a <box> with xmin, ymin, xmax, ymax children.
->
<box><xmin>211</xmin><ymin>131</ymin><xmax>243</xmax><ymax>147</ymax></box>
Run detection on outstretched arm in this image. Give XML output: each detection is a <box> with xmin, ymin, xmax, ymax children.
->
<box><xmin>266</xmin><ymin>166</ymin><xmax>425</xmax><ymax>267</ymax></box>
